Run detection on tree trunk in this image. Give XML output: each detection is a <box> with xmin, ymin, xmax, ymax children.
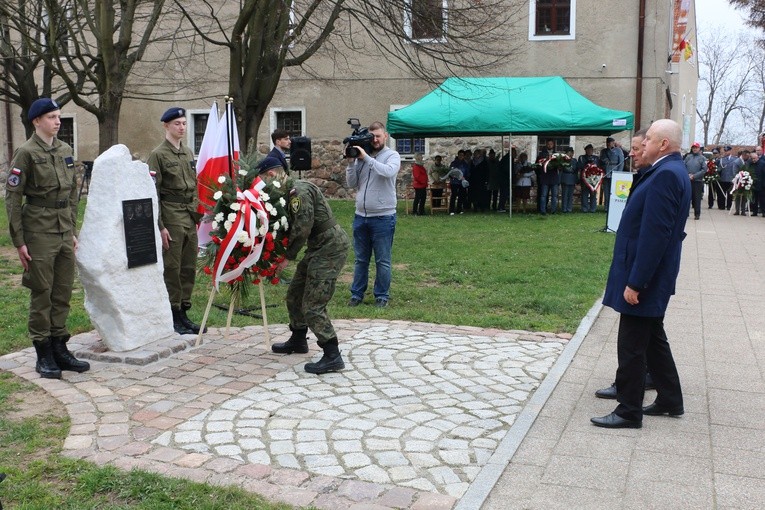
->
<box><xmin>98</xmin><ymin>106</ymin><xmax>120</xmax><ymax>154</ymax></box>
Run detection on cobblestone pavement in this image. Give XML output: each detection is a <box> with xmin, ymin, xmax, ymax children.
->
<box><xmin>0</xmin><ymin>319</ymin><xmax>570</xmax><ymax>510</ymax></box>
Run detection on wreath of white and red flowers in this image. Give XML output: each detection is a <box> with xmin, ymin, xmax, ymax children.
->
<box><xmin>703</xmin><ymin>159</ymin><xmax>719</xmax><ymax>184</ymax></box>
<box><xmin>200</xmin><ymin>157</ymin><xmax>291</xmax><ymax>301</ymax></box>
<box><xmin>581</xmin><ymin>163</ymin><xmax>605</xmax><ymax>192</ymax></box>
<box><xmin>732</xmin><ymin>169</ymin><xmax>754</xmax><ymax>200</ymax></box>
<box><xmin>539</xmin><ymin>153</ymin><xmax>571</xmax><ymax>173</ymax></box>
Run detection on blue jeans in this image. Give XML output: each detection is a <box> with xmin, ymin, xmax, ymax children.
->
<box><xmin>539</xmin><ymin>183</ymin><xmax>559</xmax><ymax>214</ymax></box>
<box><xmin>351</xmin><ymin>214</ymin><xmax>396</xmax><ymax>301</ymax></box>
<box><xmin>581</xmin><ymin>185</ymin><xmax>598</xmax><ymax>212</ymax></box>
<box><xmin>561</xmin><ymin>184</ymin><xmax>575</xmax><ymax>213</ymax></box>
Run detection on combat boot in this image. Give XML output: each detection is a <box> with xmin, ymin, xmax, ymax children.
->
<box><xmin>272</xmin><ymin>326</ymin><xmax>309</xmax><ymax>354</ymax></box>
<box><xmin>180</xmin><ymin>302</ymin><xmax>206</xmax><ymax>334</ymax></box>
<box><xmin>51</xmin><ymin>335</ymin><xmax>90</xmax><ymax>373</ymax></box>
<box><xmin>33</xmin><ymin>338</ymin><xmax>62</xmax><ymax>379</ymax></box>
<box><xmin>304</xmin><ymin>338</ymin><xmax>344</xmax><ymax>374</ymax></box>
<box><xmin>172</xmin><ymin>308</ymin><xmax>194</xmax><ymax>335</ymax></box>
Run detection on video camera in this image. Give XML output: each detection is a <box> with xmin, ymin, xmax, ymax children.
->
<box><xmin>343</xmin><ymin>118</ymin><xmax>374</xmax><ymax>158</ymax></box>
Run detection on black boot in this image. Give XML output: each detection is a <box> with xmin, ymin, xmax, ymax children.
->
<box><xmin>272</xmin><ymin>326</ymin><xmax>309</xmax><ymax>354</ymax></box>
<box><xmin>33</xmin><ymin>338</ymin><xmax>62</xmax><ymax>379</ymax></box>
<box><xmin>172</xmin><ymin>308</ymin><xmax>194</xmax><ymax>335</ymax></box>
<box><xmin>304</xmin><ymin>338</ymin><xmax>345</xmax><ymax>374</ymax></box>
<box><xmin>51</xmin><ymin>335</ymin><xmax>90</xmax><ymax>373</ymax></box>
<box><xmin>180</xmin><ymin>303</ymin><xmax>206</xmax><ymax>334</ymax></box>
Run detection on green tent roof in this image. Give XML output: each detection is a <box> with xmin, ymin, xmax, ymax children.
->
<box><xmin>387</xmin><ymin>76</ymin><xmax>634</xmax><ymax>138</ymax></box>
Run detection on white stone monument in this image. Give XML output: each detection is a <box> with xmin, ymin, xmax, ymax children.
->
<box><xmin>76</xmin><ymin>144</ymin><xmax>175</xmax><ymax>351</ymax></box>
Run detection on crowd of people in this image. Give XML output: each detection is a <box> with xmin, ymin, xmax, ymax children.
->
<box><xmin>699</xmin><ymin>144</ymin><xmax>765</xmax><ymax>218</ymax></box>
<box><xmin>413</xmin><ymin>137</ymin><xmax>636</xmax><ymax>215</ymax></box>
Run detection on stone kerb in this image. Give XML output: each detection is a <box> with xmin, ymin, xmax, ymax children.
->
<box><xmin>76</xmin><ymin>144</ymin><xmax>174</xmax><ymax>352</ymax></box>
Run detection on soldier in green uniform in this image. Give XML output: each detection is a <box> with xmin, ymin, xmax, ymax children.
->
<box><xmin>147</xmin><ymin>107</ymin><xmax>204</xmax><ymax>335</ymax></box>
<box><xmin>258</xmin><ymin>157</ymin><xmax>350</xmax><ymax>374</ymax></box>
<box><xmin>5</xmin><ymin>98</ymin><xmax>90</xmax><ymax>379</ymax></box>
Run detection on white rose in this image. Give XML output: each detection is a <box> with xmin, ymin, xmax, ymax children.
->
<box><xmin>211</xmin><ymin>221</ymin><xmax>219</xmax><ymax>230</ymax></box>
<box><xmin>259</xmin><ymin>225</ymin><xmax>268</xmax><ymax>236</ymax></box>
<box><xmin>279</xmin><ymin>197</ymin><xmax>286</xmax><ymax>207</ymax></box>
<box><xmin>260</xmin><ymin>192</ymin><xmax>270</xmax><ymax>202</ymax></box>
<box><xmin>230</xmin><ymin>203</ymin><xmax>241</xmax><ymax>211</ymax></box>
<box><xmin>238</xmin><ymin>169</ymin><xmax>247</xmax><ymax>176</ymax></box>
<box><xmin>272</xmin><ymin>222</ymin><xmax>280</xmax><ymax>232</ymax></box>
<box><xmin>214</xmin><ymin>212</ymin><xmax>224</xmax><ymax>222</ymax></box>
<box><xmin>242</xmin><ymin>238</ymin><xmax>253</xmax><ymax>247</ymax></box>
<box><xmin>227</xmin><ymin>212</ymin><xmax>237</xmax><ymax>222</ymax></box>
<box><xmin>273</xmin><ymin>180</ymin><xmax>281</xmax><ymax>188</ymax></box>
<box><xmin>224</xmin><ymin>220</ymin><xmax>233</xmax><ymax>231</ymax></box>
<box><xmin>213</xmin><ymin>191</ymin><xmax>223</xmax><ymax>200</ymax></box>
<box><xmin>237</xmin><ymin>232</ymin><xmax>249</xmax><ymax>244</ymax></box>
<box><xmin>280</xmin><ymin>216</ymin><xmax>288</xmax><ymax>227</ymax></box>
<box><xmin>218</xmin><ymin>175</ymin><xmax>226</xmax><ymax>184</ymax></box>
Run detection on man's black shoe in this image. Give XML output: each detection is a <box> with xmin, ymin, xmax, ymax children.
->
<box><xmin>348</xmin><ymin>297</ymin><xmax>362</xmax><ymax>307</ymax></box>
<box><xmin>590</xmin><ymin>412</ymin><xmax>642</xmax><ymax>429</ymax></box>
<box><xmin>305</xmin><ymin>339</ymin><xmax>344</xmax><ymax>374</ymax></box>
<box><xmin>272</xmin><ymin>326</ymin><xmax>309</xmax><ymax>354</ymax></box>
<box><xmin>642</xmin><ymin>403</ymin><xmax>684</xmax><ymax>416</ymax></box>
<box><xmin>595</xmin><ymin>383</ymin><xmax>617</xmax><ymax>399</ymax></box>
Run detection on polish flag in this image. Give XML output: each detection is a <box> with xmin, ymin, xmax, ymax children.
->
<box><xmin>196</xmin><ymin>102</ymin><xmax>240</xmax><ymax>247</ymax></box>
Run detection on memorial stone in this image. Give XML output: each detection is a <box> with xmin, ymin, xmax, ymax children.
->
<box><xmin>76</xmin><ymin>144</ymin><xmax>175</xmax><ymax>351</ymax></box>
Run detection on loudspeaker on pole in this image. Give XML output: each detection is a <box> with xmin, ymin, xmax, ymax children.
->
<box><xmin>290</xmin><ymin>136</ymin><xmax>312</xmax><ymax>172</ymax></box>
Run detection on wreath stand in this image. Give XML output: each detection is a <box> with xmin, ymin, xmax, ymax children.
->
<box><xmin>195</xmin><ymin>282</ymin><xmax>272</xmax><ymax>348</ymax></box>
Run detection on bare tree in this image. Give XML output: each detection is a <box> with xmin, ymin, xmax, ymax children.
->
<box><xmin>695</xmin><ymin>28</ymin><xmax>755</xmax><ymax>145</ymax></box>
<box><xmin>729</xmin><ymin>0</ymin><xmax>765</xmax><ymax>34</ymax></box>
<box><xmin>0</xmin><ymin>1</ymin><xmax>72</xmax><ymax>137</ymax></box>
<box><xmin>175</xmin><ymin>0</ymin><xmax>522</xmax><ymax>148</ymax></box>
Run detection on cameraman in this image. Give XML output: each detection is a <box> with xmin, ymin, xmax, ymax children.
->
<box><xmin>345</xmin><ymin>121</ymin><xmax>401</xmax><ymax>308</ymax></box>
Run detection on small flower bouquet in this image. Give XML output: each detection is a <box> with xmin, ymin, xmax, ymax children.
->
<box><xmin>200</xmin><ymin>156</ymin><xmax>292</xmax><ymax>301</ymax></box>
<box><xmin>703</xmin><ymin>159</ymin><xmax>719</xmax><ymax>184</ymax></box>
<box><xmin>582</xmin><ymin>163</ymin><xmax>605</xmax><ymax>192</ymax></box>
<box><xmin>731</xmin><ymin>169</ymin><xmax>753</xmax><ymax>202</ymax></box>
<box><xmin>542</xmin><ymin>153</ymin><xmax>571</xmax><ymax>173</ymax></box>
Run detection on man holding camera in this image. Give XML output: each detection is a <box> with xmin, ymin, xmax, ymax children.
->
<box><xmin>345</xmin><ymin>121</ymin><xmax>401</xmax><ymax>308</ymax></box>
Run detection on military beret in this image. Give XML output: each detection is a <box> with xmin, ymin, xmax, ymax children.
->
<box><xmin>160</xmin><ymin>107</ymin><xmax>186</xmax><ymax>123</ymax></box>
<box><xmin>28</xmin><ymin>98</ymin><xmax>60</xmax><ymax>121</ymax></box>
<box><xmin>257</xmin><ymin>156</ymin><xmax>283</xmax><ymax>174</ymax></box>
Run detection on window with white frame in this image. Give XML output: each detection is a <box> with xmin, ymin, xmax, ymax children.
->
<box><xmin>186</xmin><ymin>109</ymin><xmax>211</xmax><ymax>156</ymax></box>
<box><xmin>390</xmin><ymin>105</ymin><xmax>427</xmax><ymax>158</ymax></box>
<box><xmin>58</xmin><ymin>116</ymin><xmax>77</xmax><ymax>159</ymax></box>
<box><xmin>529</xmin><ymin>0</ymin><xmax>575</xmax><ymax>41</ymax></box>
<box><xmin>404</xmin><ymin>0</ymin><xmax>447</xmax><ymax>42</ymax></box>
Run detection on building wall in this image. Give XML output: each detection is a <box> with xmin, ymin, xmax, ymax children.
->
<box><xmin>3</xmin><ymin>0</ymin><xmax>698</xmax><ymax>195</ymax></box>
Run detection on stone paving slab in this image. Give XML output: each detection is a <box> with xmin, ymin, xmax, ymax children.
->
<box><xmin>1</xmin><ymin>320</ymin><xmax>571</xmax><ymax>509</ymax></box>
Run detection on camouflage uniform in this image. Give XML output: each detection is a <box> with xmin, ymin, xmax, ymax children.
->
<box><xmin>284</xmin><ymin>180</ymin><xmax>349</xmax><ymax>345</ymax></box>
<box><xmin>5</xmin><ymin>133</ymin><xmax>78</xmax><ymax>343</ymax></box>
<box><xmin>146</xmin><ymin>139</ymin><xmax>200</xmax><ymax>309</ymax></box>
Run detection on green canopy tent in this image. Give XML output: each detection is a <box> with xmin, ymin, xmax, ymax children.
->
<box><xmin>387</xmin><ymin>76</ymin><xmax>634</xmax><ymax>137</ymax></box>
<box><xmin>387</xmin><ymin>76</ymin><xmax>634</xmax><ymax>217</ymax></box>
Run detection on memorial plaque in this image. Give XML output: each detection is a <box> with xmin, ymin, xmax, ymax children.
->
<box><xmin>122</xmin><ymin>198</ymin><xmax>158</xmax><ymax>268</ymax></box>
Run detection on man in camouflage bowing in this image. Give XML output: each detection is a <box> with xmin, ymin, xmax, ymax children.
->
<box><xmin>257</xmin><ymin>157</ymin><xmax>350</xmax><ymax>375</ymax></box>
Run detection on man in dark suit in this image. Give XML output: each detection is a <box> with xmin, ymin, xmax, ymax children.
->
<box><xmin>591</xmin><ymin>119</ymin><xmax>691</xmax><ymax>429</ymax></box>
<box><xmin>268</xmin><ymin>128</ymin><xmax>291</xmax><ymax>171</ymax></box>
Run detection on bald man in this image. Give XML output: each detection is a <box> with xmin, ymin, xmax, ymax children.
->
<box><xmin>592</xmin><ymin>120</ymin><xmax>691</xmax><ymax>429</ymax></box>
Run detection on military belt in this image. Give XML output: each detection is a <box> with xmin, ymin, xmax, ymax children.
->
<box><xmin>161</xmin><ymin>194</ymin><xmax>195</xmax><ymax>204</ymax></box>
<box><xmin>26</xmin><ymin>196</ymin><xmax>69</xmax><ymax>209</ymax></box>
<box><xmin>311</xmin><ymin>218</ymin><xmax>337</xmax><ymax>237</ymax></box>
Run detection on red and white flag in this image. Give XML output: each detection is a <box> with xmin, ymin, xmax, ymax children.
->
<box><xmin>196</xmin><ymin>102</ymin><xmax>240</xmax><ymax>247</ymax></box>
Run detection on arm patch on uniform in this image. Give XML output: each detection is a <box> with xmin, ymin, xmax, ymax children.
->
<box><xmin>64</xmin><ymin>156</ymin><xmax>75</xmax><ymax>169</ymax></box>
<box><xmin>7</xmin><ymin>174</ymin><xmax>20</xmax><ymax>187</ymax></box>
<box><xmin>290</xmin><ymin>196</ymin><xmax>301</xmax><ymax>214</ymax></box>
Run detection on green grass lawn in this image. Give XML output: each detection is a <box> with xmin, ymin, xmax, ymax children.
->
<box><xmin>0</xmin><ymin>196</ymin><xmax>614</xmax><ymax>509</ymax></box>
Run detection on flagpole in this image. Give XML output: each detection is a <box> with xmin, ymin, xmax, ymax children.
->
<box><xmin>225</xmin><ymin>96</ymin><xmax>235</xmax><ymax>183</ymax></box>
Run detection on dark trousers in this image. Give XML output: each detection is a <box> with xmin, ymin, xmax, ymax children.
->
<box><xmin>753</xmin><ymin>190</ymin><xmax>765</xmax><ymax>216</ymax></box>
<box><xmin>614</xmin><ymin>314</ymin><xmax>683</xmax><ymax>421</ymax></box>
<box><xmin>498</xmin><ymin>186</ymin><xmax>509</xmax><ymax>211</ymax></box>
<box><xmin>449</xmin><ymin>185</ymin><xmax>465</xmax><ymax>213</ymax></box>
<box><xmin>716</xmin><ymin>181</ymin><xmax>733</xmax><ymax>210</ymax></box>
<box><xmin>690</xmin><ymin>181</ymin><xmax>703</xmax><ymax>218</ymax></box>
<box><xmin>413</xmin><ymin>188</ymin><xmax>426</xmax><ymax>215</ymax></box>
<box><xmin>707</xmin><ymin>182</ymin><xmax>716</xmax><ymax>208</ymax></box>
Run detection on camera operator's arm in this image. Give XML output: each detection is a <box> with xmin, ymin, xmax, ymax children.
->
<box><xmin>345</xmin><ymin>157</ymin><xmax>361</xmax><ymax>188</ymax></box>
<box><xmin>361</xmin><ymin>149</ymin><xmax>400</xmax><ymax>178</ymax></box>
